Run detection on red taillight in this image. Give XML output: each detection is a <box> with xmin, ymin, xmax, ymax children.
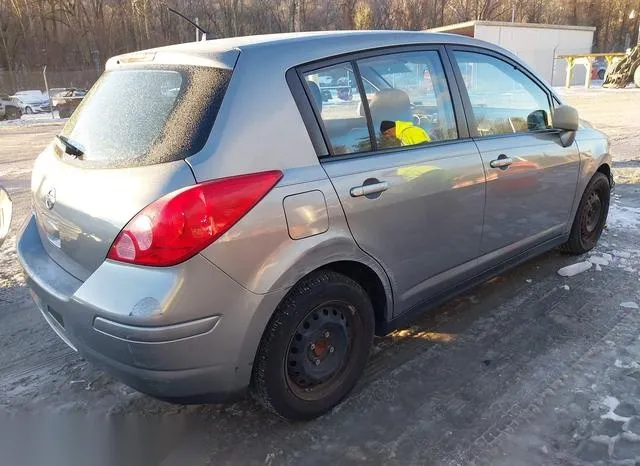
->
<box><xmin>107</xmin><ymin>170</ymin><xmax>283</xmax><ymax>266</ymax></box>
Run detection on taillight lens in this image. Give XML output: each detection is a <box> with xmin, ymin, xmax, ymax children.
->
<box><xmin>107</xmin><ymin>170</ymin><xmax>283</xmax><ymax>266</ymax></box>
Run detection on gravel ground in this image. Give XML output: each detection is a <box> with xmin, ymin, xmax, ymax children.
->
<box><xmin>1</xmin><ymin>88</ymin><xmax>640</xmax><ymax>465</ymax></box>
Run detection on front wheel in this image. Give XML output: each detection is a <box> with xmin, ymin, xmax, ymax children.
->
<box><xmin>24</xmin><ymin>106</ymin><xmax>33</xmax><ymax>114</ymax></box>
<box><xmin>252</xmin><ymin>270</ymin><xmax>374</xmax><ymax>421</ymax></box>
<box><xmin>560</xmin><ymin>172</ymin><xmax>610</xmax><ymax>255</ymax></box>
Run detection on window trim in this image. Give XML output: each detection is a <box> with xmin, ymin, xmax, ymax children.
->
<box><xmin>285</xmin><ymin>67</ymin><xmax>329</xmax><ymax>156</ymax></box>
<box><xmin>292</xmin><ymin>44</ymin><xmax>470</xmax><ymax>161</ymax></box>
<box><xmin>351</xmin><ymin>59</ymin><xmax>378</xmax><ymax>152</ymax></box>
<box><xmin>444</xmin><ymin>45</ymin><xmax>556</xmax><ymax>140</ymax></box>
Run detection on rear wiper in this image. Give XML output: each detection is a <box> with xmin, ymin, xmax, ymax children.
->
<box><xmin>56</xmin><ymin>135</ymin><xmax>84</xmax><ymax>158</ymax></box>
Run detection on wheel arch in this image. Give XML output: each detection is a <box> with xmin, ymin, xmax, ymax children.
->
<box><xmin>319</xmin><ymin>260</ymin><xmax>390</xmax><ymax>336</ymax></box>
<box><xmin>267</xmin><ymin>258</ymin><xmax>393</xmax><ymax>338</ymax></box>
<box><xmin>236</xmin><ymin>255</ymin><xmax>394</xmax><ymax>389</ymax></box>
<box><xmin>597</xmin><ymin>162</ymin><xmax>612</xmax><ymax>187</ymax></box>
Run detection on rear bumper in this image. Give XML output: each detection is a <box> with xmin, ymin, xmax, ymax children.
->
<box><xmin>17</xmin><ymin>214</ymin><xmax>288</xmax><ymax>401</ymax></box>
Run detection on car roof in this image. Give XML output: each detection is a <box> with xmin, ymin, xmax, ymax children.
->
<box><xmin>150</xmin><ymin>30</ymin><xmax>488</xmax><ymax>52</ymax></box>
<box><xmin>108</xmin><ymin>30</ymin><xmax>514</xmax><ymax>71</ymax></box>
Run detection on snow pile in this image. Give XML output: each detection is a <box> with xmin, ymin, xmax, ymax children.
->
<box><xmin>0</xmin><ymin>113</ymin><xmax>67</xmax><ymax>127</ymax></box>
<box><xmin>612</xmin><ymin>250</ymin><xmax>632</xmax><ymax>259</ymax></box>
<box><xmin>620</xmin><ymin>302</ymin><xmax>639</xmax><ymax>309</ymax></box>
<box><xmin>607</xmin><ymin>203</ymin><xmax>640</xmax><ymax>230</ymax></box>
<box><xmin>557</xmin><ymin>261</ymin><xmax>592</xmax><ymax>277</ymax></box>
<box><xmin>588</xmin><ymin>256</ymin><xmax>610</xmax><ymax>266</ymax></box>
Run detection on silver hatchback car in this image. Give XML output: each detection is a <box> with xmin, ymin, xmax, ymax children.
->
<box><xmin>17</xmin><ymin>31</ymin><xmax>612</xmax><ymax>420</ymax></box>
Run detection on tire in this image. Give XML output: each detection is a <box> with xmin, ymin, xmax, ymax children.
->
<box><xmin>251</xmin><ymin>270</ymin><xmax>374</xmax><ymax>421</ymax></box>
<box><xmin>24</xmin><ymin>106</ymin><xmax>33</xmax><ymax>114</ymax></box>
<box><xmin>598</xmin><ymin>69</ymin><xmax>605</xmax><ymax>80</ymax></box>
<box><xmin>634</xmin><ymin>66</ymin><xmax>640</xmax><ymax>88</ymax></box>
<box><xmin>560</xmin><ymin>172</ymin><xmax>610</xmax><ymax>255</ymax></box>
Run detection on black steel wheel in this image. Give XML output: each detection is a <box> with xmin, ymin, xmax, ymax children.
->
<box><xmin>285</xmin><ymin>301</ymin><xmax>355</xmax><ymax>401</ymax></box>
<box><xmin>252</xmin><ymin>270</ymin><xmax>374</xmax><ymax>421</ymax></box>
<box><xmin>560</xmin><ymin>172</ymin><xmax>610</xmax><ymax>255</ymax></box>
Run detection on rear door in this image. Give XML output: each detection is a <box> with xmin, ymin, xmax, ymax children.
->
<box><xmin>448</xmin><ymin>48</ymin><xmax>580</xmax><ymax>258</ymax></box>
<box><xmin>301</xmin><ymin>47</ymin><xmax>486</xmax><ymax>313</ymax></box>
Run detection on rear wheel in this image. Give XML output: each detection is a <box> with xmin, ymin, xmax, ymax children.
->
<box><xmin>598</xmin><ymin>69</ymin><xmax>606</xmax><ymax>80</ymax></box>
<box><xmin>252</xmin><ymin>270</ymin><xmax>374</xmax><ymax>421</ymax></box>
<box><xmin>560</xmin><ymin>172</ymin><xmax>610</xmax><ymax>255</ymax></box>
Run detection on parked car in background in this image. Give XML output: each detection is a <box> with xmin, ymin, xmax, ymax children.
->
<box><xmin>0</xmin><ymin>94</ymin><xmax>22</xmax><ymax>120</ymax></box>
<box><xmin>17</xmin><ymin>31</ymin><xmax>612</xmax><ymax>421</ymax></box>
<box><xmin>14</xmin><ymin>89</ymin><xmax>45</xmax><ymax>99</ymax></box>
<box><xmin>52</xmin><ymin>88</ymin><xmax>87</xmax><ymax>118</ymax></box>
<box><xmin>0</xmin><ymin>186</ymin><xmax>11</xmax><ymax>248</ymax></box>
<box><xmin>591</xmin><ymin>58</ymin><xmax>608</xmax><ymax>80</ymax></box>
<box><xmin>12</xmin><ymin>93</ymin><xmax>52</xmax><ymax>114</ymax></box>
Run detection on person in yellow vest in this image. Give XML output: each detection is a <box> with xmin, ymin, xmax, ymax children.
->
<box><xmin>380</xmin><ymin>120</ymin><xmax>430</xmax><ymax>146</ymax></box>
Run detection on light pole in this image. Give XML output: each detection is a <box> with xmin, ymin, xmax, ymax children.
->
<box><xmin>630</xmin><ymin>10</ymin><xmax>640</xmax><ymax>47</ymax></box>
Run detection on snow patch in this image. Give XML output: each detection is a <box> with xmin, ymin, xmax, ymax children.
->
<box><xmin>0</xmin><ymin>113</ymin><xmax>66</xmax><ymax>127</ymax></box>
<box><xmin>602</xmin><ymin>253</ymin><xmax>613</xmax><ymax>261</ymax></box>
<box><xmin>562</xmin><ymin>285</ymin><xmax>570</xmax><ymax>291</ymax></box>
<box><xmin>615</xmin><ymin>359</ymin><xmax>640</xmax><ymax>369</ymax></box>
<box><xmin>613</xmin><ymin>250</ymin><xmax>632</xmax><ymax>259</ymax></box>
<box><xmin>588</xmin><ymin>256</ymin><xmax>610</xmax><ymax>266</ymax></box>
<box><xmin>601</xmin><ymin>396</ymin><xmax>630</xmax><ymax>422</ymax></box>
<box><xmin>557</xmin><ymin>261</ymin><xmax>592</xmax><ymax>277</ymax></box>
<box><xmin>620</xmin><ymin>302</ymin><xmax>639</xmax><ymax>309</ymax></box>
<box><xmin>596</xmin><ymin>264</ymin><xmax>603</xmax><ymax>272</ymax></box>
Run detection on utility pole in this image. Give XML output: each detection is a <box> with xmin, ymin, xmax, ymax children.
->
<box><xmin>629</xmin><ymin>10</ymin><xmax>639</xmax><ymax>47</ymax></box>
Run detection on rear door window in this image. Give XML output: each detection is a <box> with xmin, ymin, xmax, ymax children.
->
<box><xmin>303</xmin><ymin>63</ymin><xmax>372</xmax><ymax>155</ymax></box>
<box><xmin>61</xmin><ymin>66</ymin><xmax>231</xmax><ymax>167</ymax></box>
<box><xmin>356</xmin><ymin>50</ymin><xmax>458</xmax><ymax>148</ymax></box>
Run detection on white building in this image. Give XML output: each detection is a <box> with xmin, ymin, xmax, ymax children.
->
<box><xmin>429</xmin><ymin>20</ymin><xmax>596</xmax><ymax>86</ymax></box>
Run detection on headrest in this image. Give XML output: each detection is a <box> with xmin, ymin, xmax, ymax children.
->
<box><xmin>367</xmin><ymin>88</ymin><xmax>412</xmax><ymax>123</ymax></box>
<box><xmin>307</xmin><ymin>81</ymin><xmax>323</xmax><ymax>112</ymax></box>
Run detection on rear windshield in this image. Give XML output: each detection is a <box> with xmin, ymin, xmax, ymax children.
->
<box><xmin>60</xmin><ymin>65</ymin><xmax>232</xmax><ymax>167</ymax></box>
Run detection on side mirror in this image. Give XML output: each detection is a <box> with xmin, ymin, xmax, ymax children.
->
<box><xmin>553</xmin><ymin>105</ymin><xmax>579</xmax><ymax>147</ymax></box>
<box><xmin>553</xmin><ymin>105</ymin><xmax>579</xmax><ymax>131</ymax></box>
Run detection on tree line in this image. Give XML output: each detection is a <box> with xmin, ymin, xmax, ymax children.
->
<box><xmin>1</xmin><ymin>0</ymin><xmax>640</xmax><ymax>89</ymax></box>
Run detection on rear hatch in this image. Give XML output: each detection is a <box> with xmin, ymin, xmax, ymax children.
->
<box><xmin>32</xmin><ymin>56</ymin><xmax>235</xmax><ymax>281</ymax></box>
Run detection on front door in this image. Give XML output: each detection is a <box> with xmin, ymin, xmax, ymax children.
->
<box><xmin>450</xmin><ymin>49</ymin><xmax>580</xmax><ymax>257</ymax></box>
<box><xmin>301</xmin><ymin>48</ymin><xmax>486</xmax><ymax>313</ymax></box>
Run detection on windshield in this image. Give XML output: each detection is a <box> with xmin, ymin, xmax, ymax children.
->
<box><xmin>61</xmin><ymin>65</ymin><xmax>232</xmax><ymax>168</ymax></box>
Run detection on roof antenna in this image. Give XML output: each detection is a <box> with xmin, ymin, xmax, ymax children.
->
<box><xmin>165</xmin><ymin>5</ymin><xmax>209</xmax><ymax>41</ymax></box>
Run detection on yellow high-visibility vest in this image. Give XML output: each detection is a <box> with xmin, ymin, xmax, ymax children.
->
<box><xmin>396</xmin><ymin>121</ymin><xmax>431</xmax><ymax>146</ymax></box>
